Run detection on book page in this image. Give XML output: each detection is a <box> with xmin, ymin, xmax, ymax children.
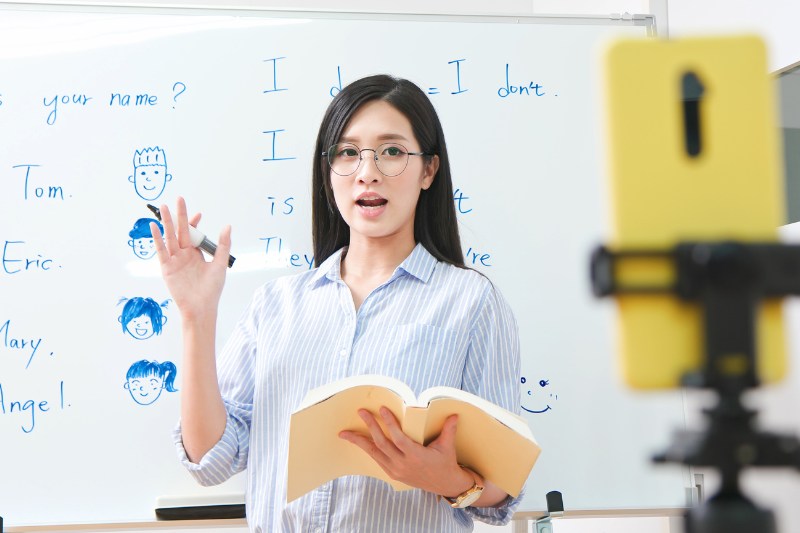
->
<box><xmin>295</xmin><ymin>374</ymin><xmax>416</xmax><ymax>411</ymax></box>
<box><xmin>288</xmin><ymin>383</ymin><xmax>411</xmax><ymax>502</ymax></box>
<box><xmin>418</xmin><ymin>386</ymin><xmax>533</xmax><ymax>438</ymax></box>
<box><xmin>421</xmin><ymin>398</ymin><xmax>540</xmax><ymax>497</ymax></box>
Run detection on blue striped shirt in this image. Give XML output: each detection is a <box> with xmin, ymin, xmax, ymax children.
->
<box><xmin>175</xmin><ymin>243</ymin><xmax>523</xmax><ymax>532</ymax></box>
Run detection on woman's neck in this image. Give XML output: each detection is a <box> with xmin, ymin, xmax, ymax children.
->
<box><xmin>340</xmin><ymin>234</ymin><xmax>416</xmax><ymax>310</ymax></box>
<box><xmin>342</xmin><ymin>234</ymin><xmax>416</xmax><ymax>279</ymax></box>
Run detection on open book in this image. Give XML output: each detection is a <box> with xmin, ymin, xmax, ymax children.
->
<box><xmin>287</xmin><ymin>374</ymin><xmax>541</xmax><ymax>502</ymax></box>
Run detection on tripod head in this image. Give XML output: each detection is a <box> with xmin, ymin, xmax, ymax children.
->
<box><xmin>592</xmin><ymin>241</ymin><xmax>800</xmax><ymax>533</ymax></box>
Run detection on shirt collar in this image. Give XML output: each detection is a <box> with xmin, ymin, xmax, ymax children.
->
<box><xmin>306</xmin><ymin>243</ymin><xmax>438</xmax><ymax>288</ymax></box>
<box><xmin>397</xmin><ymin>242</ymin><xmax>437</xmax><ymax>283</ymax></box>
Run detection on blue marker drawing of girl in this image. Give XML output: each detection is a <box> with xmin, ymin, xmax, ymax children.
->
<box><xmin>124</xmin><ymin>360</ymin><xmax>178</xmax><ymax>406</ymax></box>
<box><xmin>128</xmin><ymin>217</ymin><xmax>164</xmax><ymax>260</ymax></box>
<box><xmin>118</xmin><ymin>297</ymin><xmax>170</xmax><ymax>340</ymax></box>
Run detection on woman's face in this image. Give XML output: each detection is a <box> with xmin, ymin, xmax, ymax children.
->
<box><xmin>330</xmin><ymin>100</ymin><xmax>438</xmax><ymax>247</ymax></box>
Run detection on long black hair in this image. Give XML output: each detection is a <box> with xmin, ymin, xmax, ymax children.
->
<box><xmin>311</xmin><ymin>74</ymin><xmax>464</xmax><ymax>268</ymax></box>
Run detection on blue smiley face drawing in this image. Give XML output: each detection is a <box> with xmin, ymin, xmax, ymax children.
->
<box><xmin>521</xmin><ymin>376</ymin><xmax>558</xmax><ymax>414</ymax></box>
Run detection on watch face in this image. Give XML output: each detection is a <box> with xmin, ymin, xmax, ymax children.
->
<box><xmin>449</xmin><ymin>484</ymin><xmax>484</xmax><ymax>508</ymax></box>
<box><xmin>458</xmin><ymin>488</ymin><xmax>483</xmax><ymax>508</ymax></box>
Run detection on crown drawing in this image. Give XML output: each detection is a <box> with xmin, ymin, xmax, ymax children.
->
<box><xmin>133</xmin><ymin>147</ymin><xmax>167</xmax><ymax>166</ymax></box>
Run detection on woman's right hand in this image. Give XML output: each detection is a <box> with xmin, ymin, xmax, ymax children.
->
<box><xmin>150</xmin><ymin>196</ymin><xmax>232</xmax><ymax>323</ymax></box>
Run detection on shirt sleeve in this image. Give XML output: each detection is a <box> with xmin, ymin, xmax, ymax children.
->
<box><xmin>461</xmin><ymin>279</ymin><xmax>525</xmax><ymax>525</ymax></box>
<box><xmin>173</xmin><ymin>287</ymin><xmax>262</xmax><ymax>486</ymax></box>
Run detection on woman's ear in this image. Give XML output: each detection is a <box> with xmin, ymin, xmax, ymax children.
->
<box><xmin>421</xmin><ymin>155</ymin><xmax>439</xmax><ymax>191</ymax></box>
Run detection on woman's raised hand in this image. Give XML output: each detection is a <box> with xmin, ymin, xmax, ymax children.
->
<box><xmin>150</xmin><ymin>196</ymin><xmax>232</xmax><ymax>322</ymax></box>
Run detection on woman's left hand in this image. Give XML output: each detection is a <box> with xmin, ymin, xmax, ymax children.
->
<box><xmin>338</xmin><ymin>407</ymin><xmax>474</xmax><ymax>497</ymax></box>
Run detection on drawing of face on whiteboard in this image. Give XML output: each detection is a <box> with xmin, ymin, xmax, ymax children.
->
<box><xmin>129</xmin><ymin>146</ymin><xmax>172</xmax><ymax>201</ymax></box>
<box><xmin>117</xmin><ymin>297</ymin><xmax>170</xmax><ymax>340</ymax></box>
<box><xmin>520</xmin><ymin>376</ymin><xmax>558</xmax><ymax>414</ymax></box>
<box><xmin>124</xmin><ymin>360</ymin><xmax>178</xmax><ymax>406</ymax></box>
<box><xmin>128</xmin><ymin>217</ymin><xmax>163</xmax><ymax>260</ymax></box>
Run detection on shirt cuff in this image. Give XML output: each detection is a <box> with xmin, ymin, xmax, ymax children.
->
<box><xmin>464</xmin><ymin>488</ymin><xmax>524</xmax><ymax>526</ymax></box>
<box><xmin>173</xmin><ymin>417</ymin><xmax>244</xmax><ymax>486</ymax></box>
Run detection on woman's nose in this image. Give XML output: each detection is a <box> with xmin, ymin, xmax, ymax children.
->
<box><xmin>355</xmin><ymin>150</ymin><xmax>381</xmax><ymax>182</ymax></box>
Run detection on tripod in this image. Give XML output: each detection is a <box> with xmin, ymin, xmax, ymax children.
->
<box><xmin>592</xmin><ymin>241</ymin><xmax>800</xmax><ymax>533</ymax></box>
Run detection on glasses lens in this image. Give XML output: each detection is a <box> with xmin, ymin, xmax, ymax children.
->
<box><xmin>328</xmin><ymin>143</ymin><xmax>360</xmax><ymax>175</ymax></box>
<box><xmin>375</xmin><ymin>143</ymin><xmax>409</xmax><ymax>177</ymax></box>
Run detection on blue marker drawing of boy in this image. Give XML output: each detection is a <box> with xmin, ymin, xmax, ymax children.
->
<box><xmin>124</xmin><ymin>360</ymin><xmax>178</xmax><ymax>406</ymax></box>
<box><xmin>129</xmin><ymin>146</ymin><xmax>172</xmax><ymax>201</ymax></box>
<box><xmin>128</xmin><ymin>218</ymin><xmax>163</xmax><ymax>260</ymax></box>
<box><xmin>118</xmin><ymin>297</ymin><xmax>170</xmax><ymax>340</ymax></box>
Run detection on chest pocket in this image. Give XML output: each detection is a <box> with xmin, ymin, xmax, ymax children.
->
<box><xmin>368</xmin><ymin>323</ymin><xmax>468</xmax><ymax>390</ymax></box>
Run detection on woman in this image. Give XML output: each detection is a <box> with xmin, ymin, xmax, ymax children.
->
<box><xmin>152</xmin><ymin>74</ymin><xmax>522</xmax><ymax>532</ymax></box>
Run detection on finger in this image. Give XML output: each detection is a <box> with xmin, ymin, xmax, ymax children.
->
<box><xmin>359</xmin><ymin>409</ymin><xmax>402</xmax><ymax>459</ymax></box>
<box><xmin>175</xmin><ymin>196</ymin><xmax>192</xmax><ymax>249</ymax></box>
<box><xmin>211</xmin><ymin>224</ymin><xmax>232</xmax><ymax>269</ymax></box>
<box><xmin>189</xmin><ymin>212</ymin><xmax>202</xmax><ymax>227</ymax></box>
<box><xmin>339</xmin><ymin>430</ymin><xmax>391</xmax><ymax>465</ymax></box>
<box><xmin>429</xmin><ymin>414</ymin><xmax>459</xmax><ymax>451</ymax></box>
<box><xmin>159</xmin><ymin>203</ymin><xmax>179</xmax><ymax>255</ymax></box>
<box><xmin>378</xmin><ymin>406</ymin><xmax>415</xmax><ymax>453</ymax></box>
<box><xmin>149</xmin><ymin>222</ymin><xmax>169</xmax><ymax>265</ymax></box>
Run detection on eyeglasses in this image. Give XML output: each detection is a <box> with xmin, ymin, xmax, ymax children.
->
<box><xmin>322</xmin><ymin>142</ymin><xmax>431</xmax><ymax>177</ymax></box>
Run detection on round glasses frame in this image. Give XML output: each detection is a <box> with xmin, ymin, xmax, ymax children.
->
<box><xmin>322</xmin><ymin>142</ymin><xmax>432</xmax><ymax>177</ymax></box>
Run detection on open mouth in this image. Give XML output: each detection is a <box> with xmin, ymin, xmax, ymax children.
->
<box><xmin>357</xmin><ymin>197</ymin><xmax>388</xmax><ymax>209</ymax></box>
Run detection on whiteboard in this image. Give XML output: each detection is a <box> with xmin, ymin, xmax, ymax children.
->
<box><xmin>0</xmin><ymin>5</ymin><xmax>689</xmax><ymax>527</ymax></box>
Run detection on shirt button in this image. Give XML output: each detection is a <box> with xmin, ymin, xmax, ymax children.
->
<box><xmin>339</xmin><ymin>349</ymin><xmax>348</xmax><ymax>357</ymax></box>
<box><xmin>313</xmin><ymin>528</ymin><xmax>323</xmax><ymax>533</ymax></box>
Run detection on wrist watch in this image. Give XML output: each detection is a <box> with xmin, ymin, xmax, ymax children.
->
<box><xmin>443</xmin><ymin>467</ymin><xmax>484</xmax><ymax>508</ymax></box>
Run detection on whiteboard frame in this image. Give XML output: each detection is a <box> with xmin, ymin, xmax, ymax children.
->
<box><xmin>0</xmin><ymin>3</ymin><xmax>683</xmax><ymax>526</ymax></box>
<box><xmin>0</xmin><ymin>1</ymin><xmax>657</xmax><ymax>34</ymax></box>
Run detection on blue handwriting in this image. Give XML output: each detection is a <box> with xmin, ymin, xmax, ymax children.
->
<box><xmin>330</xmin><ymin>66</ymin><xmax>342</xmax><ymax>97</ymax></box>
<box><xmin>172</xmin><ymin>82</ymin><xmax>186</xmax><ymax>107</ymax></box>
<box><xmin>110</xmin><ymin>92</ymin><xmax>157</xmax><ymax>107</ymax></box>
<box><xmin>465</xmin><ymin>246</ymin><xmax>492</xmax><ymax>267</ymax></box>
<box><xmin>267</xmin><ymin>196</ymin><xmax>295</xmax><ymax>216</ymax></box>
<box><xmin>453</xmin><ymin>188</ymin><xmax>472</xmax><ymax>214</ymax></box>
<box><xmin>2</xmin><ymin>240</ymin><xmax>58</xmax><ymax>275</ymax></box>
<box><xmin>264</xmin><ymin>57</ymin><xmax>288</xmax><ymax>93</ymax></box>
<box><xmin>262</xmin><ymin>129</ymin><xmax>296</xmax><ymax>162</ymax></box>
<box><xmin>259</xmin><ymin>236</ymin><xmax>314</xmax><ymax>269</ymax></box>
<box><xmin>0</xmin><ymin>319</ymin><xmax>52</xmax><ymax>370</ymax></box>
<box><xmin>428</xmin><ymin>58</ymin><xmax>470</xmax><ymax>95</ymax></box>
<box><xmin>13</xmin><ymin>164</ymin><xmax>67</xmax><ymax>201</ymax></box>
<box><xmin>498</xmin><ymin>64</ymin><xmax>546</xmax><ymax>98</ymax></box>
<box><xmin>448</xmin><ymin>59</ymin><xmax>468</xmax><ymax>95</ymax></box>
<box><xmin>43</xmin><ymin>93</ymin><xmax>92</xmax><ymax>125</ymax></box>
<box><xmin>0</xmin><ymin>380</ymin><xmax>67</xmax><ymax>434</ymax></box>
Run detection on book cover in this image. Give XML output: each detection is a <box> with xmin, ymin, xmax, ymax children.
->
<box><xmin>287</xmin><ymin>375</ymin><xmax>540</xmax><ymax>502</ymax></box>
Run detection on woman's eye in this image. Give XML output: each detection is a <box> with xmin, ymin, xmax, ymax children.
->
<box><xmin>383</xmin><ymin>146</ymin><xmax>404</xmax><ymax>157</ymax></box>
<box><xmin>339</xmin><ymin>148</ymin><xmax>358</xmax><ymax>157</ymax></box>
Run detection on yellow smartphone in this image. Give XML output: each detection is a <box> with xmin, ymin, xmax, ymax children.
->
<box><xmin>603</xmin><ymin>35</ymin><xmax>787</xmax><ymax>389</ymax></box>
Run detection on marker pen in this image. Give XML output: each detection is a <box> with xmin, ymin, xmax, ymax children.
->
<box><xmin>147</xmin><ymin>204</ymin><xmax>236</xmax><ymax>268</ymax></box>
